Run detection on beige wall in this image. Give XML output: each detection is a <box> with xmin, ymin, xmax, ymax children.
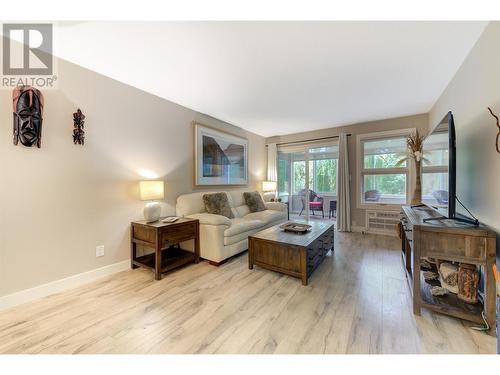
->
<box><xmin>429</xmin><ymin>22</ymin><xmax>500</xmax><ymax>237</ymax></box>
<box><xmin>0</xmin><ymin>56</ymin><xmax>266</xmax><ymax>297</ymax></box>
<box><xmin>267</xmin><ymin>114</ymin><xmax>429</xmax><ymax>228</ymax></box>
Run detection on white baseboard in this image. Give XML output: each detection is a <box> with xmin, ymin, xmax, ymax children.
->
<box><xmin>0</xmin><ymin>260</ymin><xmax>130</xmax><ymax>312</ymax></box>
<box><xmin>351</xmin><ymin>225</ymin><xmax>367</xmax><ymax>233</ymax></box>
<box><xmin>351</xmin><ymin>225</ymin><xmax>398</xmax><ymax>237</ymax></box>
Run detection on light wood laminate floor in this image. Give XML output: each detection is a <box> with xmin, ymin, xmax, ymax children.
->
<box><xmin>0</xmin><ymin>232</ymin><xmax>495</xmax><ymax>354</ymax></box>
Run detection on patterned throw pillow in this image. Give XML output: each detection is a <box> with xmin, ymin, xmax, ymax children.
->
<box><xmin>243</xmin><ymin>191</ymin><xmax>266</xmax><ymax>213</ymax></box>
<box><xmin>203</xmin><ymin>193</ymin><xmax>234</xmax><ymax>219</ymax></box>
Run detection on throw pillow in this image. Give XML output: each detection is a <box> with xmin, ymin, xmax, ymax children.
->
<box><xmin>203</xmin><ymin>193</ymin><xmax>234</xmax><ymax>219</ymax></box>
<box><xmin>243</xmin><ymin>191</ymin><xmax>266</xmax><ymax>213</ymax></box>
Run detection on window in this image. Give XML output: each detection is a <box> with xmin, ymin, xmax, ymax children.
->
<box><xmin>278</xmin><ymin>157</ymin><xmax>289</xmax><ymax>194</ymax></box>
<box><xmin>422</xmin><ymin>132</ymin><xmax>448</xmax><ymax>206</ymax></box>
<box><xmin>312</xmin><ymin>159</ymin><xmax>338</xmax><ymax>193</ymax></box>
<box><xmin>278</xmin><ymin>145</ymin><xmax>338</xmax><ymax>196</ymax></box>
<box><xmin>292</xmin><ymin>160</ymin><xmax>307</xmax><ymax>193</ymax></box>
<box><xmin>358</xmin><ymin>131</ymin><xmax>412</xmax><ymax>206</ymax></box>
<box><xmin>290</xmin><ymin>158</ymin><xmax>338</xmax><ymax>195</ymax></box>
<box><xmin>277</xmin><ymin>144</ymin><xmax>338</xmax><ymax>214</ymax></box>
<box><xmin>309</xmin><ymin>146</ymin><xmax>338</xmax><ymax>194</ymax></box>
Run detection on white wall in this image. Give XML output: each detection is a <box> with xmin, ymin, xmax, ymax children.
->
<box><xmin>0</xmin><ymin>55</ymin><xmax>266</xmax><ymax>297</ymax></box>
<box><xmin>429</xmin><ymin>22</ymin><xmax>500</xmax><ymax>237</ymax></box>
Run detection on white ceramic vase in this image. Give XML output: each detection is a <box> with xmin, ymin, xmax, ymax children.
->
<box><xmin>144</xmin><ymin>201</ymin><xmax>161</xmax><ymax>222</ymax></box>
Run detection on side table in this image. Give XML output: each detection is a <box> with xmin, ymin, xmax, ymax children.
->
<box><xmin>130</xmin><ymin>217</ymin><xmax>200</xmax><ymax>280</ymax></box>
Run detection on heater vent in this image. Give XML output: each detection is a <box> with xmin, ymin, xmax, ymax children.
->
<box><xmin>365</xmin><ymin>210</ymin><xmax>400</xmax><ymax>236</ymax></box>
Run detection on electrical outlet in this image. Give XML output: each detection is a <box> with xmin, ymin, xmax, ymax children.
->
<box><xmin>96</xmin><ymin>245</ymin><xmax>105</xmax><ymax>257</ymax></box>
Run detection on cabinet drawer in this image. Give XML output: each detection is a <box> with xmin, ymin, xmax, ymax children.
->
<box><xmin>422</xmin><ymin>232</ymin><xmax>487</xmax><ymax>261</ymax></box>
<box><xmin>307</xmin><ymin>251</ymin><xmax>325</xmax><ymax>275</ymax></box>
<box><xmin>322</xmin><ymin>235</ymin><xmax>334</xmax><ymax>251</ymax></box>
<box><xmin>307</xmin><ymin>246</ymin><xmax>321</xmax><ymax>261</ymax></box>
<box><xmin>132</xmin><ymin>225</ymin><xmax>156</xmax><ymax>244</ymax></box>
<box><xmin>402</xmin><ymin>222</ymin><xmax>413</xmax><ymax>241</ymax></box>
<box><xmin>160</xmin><ymin>223</ymin><xmax>197</xmax><ymax>246</ymax></box>
<box><xmin>307</xmin><ymin>240</ymin><xmax>323</xmax><ymax>259</ymax></box>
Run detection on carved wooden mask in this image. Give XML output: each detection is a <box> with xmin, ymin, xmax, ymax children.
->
<box><xmin>13</xmin><ymin>86</ymin><xmax>44</xmax><ymax>148</ymax></box>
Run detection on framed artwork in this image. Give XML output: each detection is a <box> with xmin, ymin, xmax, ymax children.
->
<box><xmin>194</xmin><ymin>122</ymin><xmax>248</xmax><ymax>186</ymax></box>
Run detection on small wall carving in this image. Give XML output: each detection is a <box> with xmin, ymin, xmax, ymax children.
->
<box><xmin>73</xmin><ymin>108</ymin><xmax>85</xmax><ymax>145</ymax></box>
<box><xmin>13</xmin><ymin>86</ymin><xmax>44</xmax><ymax>148</ymax></box>
<box><xmin>487</xmin><ymin>107</ymin><xmax>500</xmax><ymax>154</ymax></box>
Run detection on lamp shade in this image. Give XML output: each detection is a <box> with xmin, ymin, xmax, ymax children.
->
<box><xmin>262</xmin><ymin>181</ymin><xmax>277</xmax><ymax>192</ymax></box>
<box><xmin>139</xmin><ymin>180</ymin><xmax>164</xmax><ymax>201</ymax></box>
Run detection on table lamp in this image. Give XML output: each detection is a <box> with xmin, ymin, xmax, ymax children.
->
<box><xmin>262</xmin><ymin>180</ymin><xmax>277</xmax><ymax>201</ymax></box>
<box><xmin>139</xmin><ymin>180</ymin><xmax>164</xmax><ymax>222</ymax></box>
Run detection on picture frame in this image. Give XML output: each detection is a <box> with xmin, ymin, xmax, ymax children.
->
<box><xmin>193</xmin><ymin>122</ymin><xmax>248</xmax><ymax>187</ymax></box>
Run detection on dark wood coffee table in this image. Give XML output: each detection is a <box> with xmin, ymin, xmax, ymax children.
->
<box><xmin>248</xmin><ymin>220</ymin><xmax>334</xmax><ymax>285</ymax></box>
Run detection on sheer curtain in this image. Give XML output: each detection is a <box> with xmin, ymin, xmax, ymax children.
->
<box><xmin>337</xmin><ymin>133</ymin><xmax>351</xmax><ymax>232</ymax></box>
<box><xmin>267</xmin><ymin>143</ymin><xmax>278</xmax><ymax>181</ymax></box>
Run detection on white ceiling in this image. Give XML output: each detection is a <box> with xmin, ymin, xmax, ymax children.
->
<box><xmin>51</xmin><ymin>21</ymin><xmax>487</xmax><ymax>137</ymax></box>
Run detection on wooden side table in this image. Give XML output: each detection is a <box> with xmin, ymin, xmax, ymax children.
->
<box><xmin>130</xmin><ymin>218</ymin><xmax>200</xmax><ymax>280</ymax></box>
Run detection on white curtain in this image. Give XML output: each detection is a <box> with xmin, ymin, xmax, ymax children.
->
<box><xmin>337</xmin><ymin>133</ymin><xmax>351</xmax><ymax>232</ymax></box>
<box><xmin>267</xmin><ymin>143</ymin><xmax>278</xmax><ymax>182</ymax></box>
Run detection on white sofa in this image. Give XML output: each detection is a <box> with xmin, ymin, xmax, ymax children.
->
<box><xmin>176</xmin><ymin>190</ymin><xmax>287</xmax><ymax>264</ymax></box>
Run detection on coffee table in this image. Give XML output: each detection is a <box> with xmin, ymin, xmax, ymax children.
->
<box><xmin>248</xmin><ymin>220</ymin><xmax>335</xmax><ymax>285</ymax></box>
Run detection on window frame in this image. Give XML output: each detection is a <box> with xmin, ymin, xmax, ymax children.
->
<box><xmin>356</xmin><ymin>128</ymin><xmax>415</xmax><ymax>210</ymax></box>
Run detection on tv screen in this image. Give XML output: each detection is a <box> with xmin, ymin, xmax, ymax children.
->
<box><xmin>422</xmin><ymin>111</ymin><xmax>455</xmax><ymax>218</ymax></box>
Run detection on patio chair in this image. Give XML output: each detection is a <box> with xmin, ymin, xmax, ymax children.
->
<box><xmin>329</xmin><ymin>200</ymin><xmax>337</xmax><ymax>219</ymax></box>
<box><xmin>298</xmin><ymin>189</ymin><xmax>324</xmax><ymax>218</ymax></box>
<box><xmin>432</xmin><ymin>190</ymin><xmax>449</xmax><ymax>205</ymax></box>
<box><xmin>364</xmin><ymin>190</ymin><xmax>381</xmax><ymax>202</ymax></box>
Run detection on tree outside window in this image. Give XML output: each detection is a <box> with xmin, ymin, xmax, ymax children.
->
<box><xmin>290</xmin><ymin>159</ymin><xmax>337</xmax><ymax>194</ymax></box>
<box><xmin>313</xmin><ymin>159</ymin><xmax>337</xmax><ymax>193</ymax></box>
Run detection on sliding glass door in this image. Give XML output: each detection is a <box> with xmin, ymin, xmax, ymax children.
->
<box><xmin>278</xmin><ymin>142</ymin><xmax>338</xmax><ymax>220</ymax></box>
<box><xmin>278</xmin><ymin>151</ymin><xmax>307</xmax><ymax>215</ymax></box>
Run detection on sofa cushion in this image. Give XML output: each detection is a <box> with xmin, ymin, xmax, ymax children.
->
<box><xmin>227</xmin><ymin>190</ymin><xmax>245</xmax><ymax>208</ymax></box>
<box><xmin>176</xmin><ymin>191</ymin><xmax>210</xmax><ymax>216</ymax></box>
<box><xmin>243</xmin><ymin>191</ymin><xmax>266</xmax><ymax>213</ymax></box>
<box><xmin>233</xmin><ymin>205</ymin><xmax>250</xmax><ymax>218</ymax></box>
<box><xmin>224</xmin><ymin>229</ymin><xmax>260</xmax><ymax>246</ymax></box>
<box><xmin>264</xmin><ymin>202</ymin><xmax>287</xmax><ymax>212</ymax></box>
<box><xmin>244</xmin><ymin>209</ymin><xmax>286</xmax><ymax>225</ymax></box>
<box><xmin>203</xmin><ymin>192</ymin><xmax>234</xmax><ymax>219</ymax></box>
<box><xmin>186</xmin><ymin>213</ymin><xmax>231</xmax><ymax>226</ymax></box>
<box><xmin>224</xmin><ymin>217</ymin><xmax>263</xmax><ymax>237</ymax></box>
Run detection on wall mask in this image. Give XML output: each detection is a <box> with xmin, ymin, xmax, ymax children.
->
<box><xmin>13</xmin><ymin>86</ymin><xmax>44</xmax><ymax>148</ymax></box>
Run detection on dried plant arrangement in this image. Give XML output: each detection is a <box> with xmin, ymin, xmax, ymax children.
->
<box><xmin>396</xmin><ymin>130</ymin><xmax>428</xmax><ymax>165</ymax></box>
<box><xmin>396</xmin><ymin>130</ymin><xmax>428</xmax><ymax>204</ymax></box>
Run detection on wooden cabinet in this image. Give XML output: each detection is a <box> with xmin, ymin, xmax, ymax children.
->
<box><xmin>400</xmin><ymin>205</ymin><xmax>496</xmax><ymax>334</ymax></box>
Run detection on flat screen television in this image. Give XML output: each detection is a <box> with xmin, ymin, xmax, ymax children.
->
<box><xmin>423</xmin><ymin>111</ymin><xmax>478</xmax><ymax>225</ymax></box>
